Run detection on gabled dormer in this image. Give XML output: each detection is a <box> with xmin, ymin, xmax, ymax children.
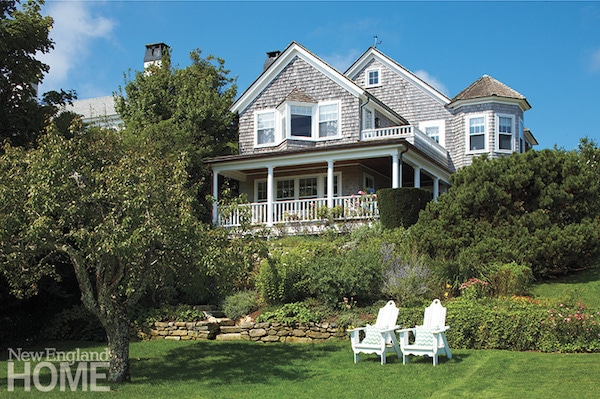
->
<box><xmin>232</xmin><ymin>42</ymin><xmax>406</xmax><ymax>155</ymax></box>
<box><xmin>345</xmin><ymin>47</ymin><xmax>453</xmax><ymax>148</ymax></box>
<box><xmin>447</xmin><ymin>75</ymin><xmax>536</xmax><ymax>167</ymax></box>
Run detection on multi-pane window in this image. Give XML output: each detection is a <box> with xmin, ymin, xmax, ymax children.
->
<box><xmin>299</xmin><ymin>177</ymin><xmax>318</xmax><ymax>198</ymax></box>
<box><xmin>290</xmin><ymin>105</ymin><xmax>312</xmax><ymax>137</ymax></box>
<box><xmin>366</xmin><ymin>69</ymin><xmax>380</xmax><ymax>87</ymax></box>
<box><xmin>469</xmin><ymin>116</ymin><xmax>486</xmax><ymax>151</ymax></box>
<box><xmin>256</xmin><ymin>112</ymin><xmax>275</xmax><ymax>145</ymax></box>
<box><xmin>276</xmin><ymin>179</ymin><xmax>295</xmax><ymax>199</ymax></box>
<box><xmin>426</xmin><ymin>126</ymin><xmax>440</xmax><ymax>143</ymax></box>
<box><xmin>256</xmin><ymin>181</ymin><xmax>267</xmax><ymax>202</ymax></box>
<box><xmin>318</xmin><ymin>103</ymin><xmax>339</xmax><ymax>137</ymax></box>
<box><xmin>498</xmin><ymin>116</ymin><xmax>513</xmax><ymax>151</ymax></box>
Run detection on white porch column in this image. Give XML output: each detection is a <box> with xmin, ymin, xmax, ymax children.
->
<box><xmin>266</xmin><ymin>165</ymin><xmax>274</xmax><ymax>227</ymax></box>
<box><xmin>327</xmin><ymin>160</ymin><xmax>334</xmax><ymax>208</ymax></box>
<box><xmin>392</xmin><ymin>153</ymin><xmax>400</xmax><ymax>188</ymax></box>
<box><xmin>433</xmin><ymin>177</ymin><xmax>440</xmax><ymax>201</ymax></box>
<box><xmin>414</xmin><ymin>166</ymin><xmax>421</xmax><ymax>188</ymax></box>
<box><xmin>212</xmin><ymin>171</ymin><xmax>219</xmax><ymax>225</ymax></box>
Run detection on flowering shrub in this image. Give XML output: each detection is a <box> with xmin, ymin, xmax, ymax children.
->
<box><xmin>540</xmin><ymin>302</ymin><xmax>600</xmax><ymax>352</ymax></box>
<box><xmin>445</xmin><ymin>297</ymin><xmax>600</xmax><ymax>353</ymax></box>
<box><xmin>459</xmin><ymin>278</ymin><xmax>491</xmax><ymax>300</ymax></box>
<box><xmin>381</xmin><ymin>243</ymin><xmax>433</xmax><ymax>307</ymax></box>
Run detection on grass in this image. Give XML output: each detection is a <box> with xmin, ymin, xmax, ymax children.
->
<box><xmin>2</xmin><ymin>339</ymin><xmax>600</xmax><ymax>398</ymax></box>
<box><xmin>530</xmin><ymin>266</ymin><xmax>600</xmax><ymax>308</ymax></box>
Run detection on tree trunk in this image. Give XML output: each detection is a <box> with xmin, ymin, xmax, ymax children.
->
<box><xmin>105</xmin><ymin>309</ymin><xmax>131</xmax><ymax>383</ymax></box>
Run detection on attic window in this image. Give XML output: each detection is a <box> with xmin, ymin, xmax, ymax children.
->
<box><xmin>365</xmin><ymin>68</ymin><xmax>381</xmax><ymax>87</ymax></box>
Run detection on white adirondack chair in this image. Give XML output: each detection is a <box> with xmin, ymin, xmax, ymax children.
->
<box><xmin>397</xmin><ymin>299</ymin><xmax>452</xmax><ymax>366</ymax></box>
<box><xmin>349</xmin><ymin>300</ymin><xmax>401</xmax><ymax>365</ymax></box>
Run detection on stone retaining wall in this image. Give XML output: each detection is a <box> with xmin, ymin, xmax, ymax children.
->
<box><xmin>140</xmin><ymin>319</ymin><xmax>346</xmax><ymax>343</ymax></box>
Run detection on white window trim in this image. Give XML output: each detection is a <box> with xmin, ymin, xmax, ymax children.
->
<box><xmin>466</xmin><ymin>114</ymin><xmax>488</xmax><ymax>154</ymax></box>
<box><xmin>418</xmin><ymin>119</ymin><xmax>446</xmax><ymax>147</ymax></box>
<box><xmin>496</xmin><ymin>113</ymin><xmax>515</xmax><ymax>153</ymax></box>
<box><xmin>255</xmin><ymin>172</ymin><xmax>342</xmax><ymax>202</ymax></box>
<box><xmin>365</xmin><ymin>67</ymin><xmax>382</xmax><ymax>88</ymax></box>
<box><xmin>254</xmin><ymin>109</ymin><xmax>280</xmax><ymax>148</ymax></box>
<box><xmin>284</xmin><ymin>101</ymin><xmax>341</xmax><ymax>141</ymax></box>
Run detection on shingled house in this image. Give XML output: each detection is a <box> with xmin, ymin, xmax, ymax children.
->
<box><xmin>206</xmin><ymin>42</ymin><xmax>537</xmax><ymax>230</ymax></box>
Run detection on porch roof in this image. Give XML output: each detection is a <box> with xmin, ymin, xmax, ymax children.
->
<box><xmin>205</xmin><ymin>137</ymin><xmax>452</xmax><ymax>182</ymax></box>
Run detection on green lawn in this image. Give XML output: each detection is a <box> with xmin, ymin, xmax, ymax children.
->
<box><xmin>531</xmin><ymin>266</ymin><xmax>600</xmax><ymax>308</ymax></box>
<box><xmin>2</xmin><ymin>339</ymin><xmax>600</xmax><ymax>398</ymax></box>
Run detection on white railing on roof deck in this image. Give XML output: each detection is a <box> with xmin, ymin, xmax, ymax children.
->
<box><xmin>361</xmin><ymin>126</ymin><xmax>414</xmax><ymax>140</ymax></box>
<box><xmin>361</xmin><ymin>125</ymin><xmax>448</xmax><ymax>158</ymax></box>
<box><xmin>216</xmin><ymin>195</ymin><xmax>379</xmax><ymax>228</ymax></box>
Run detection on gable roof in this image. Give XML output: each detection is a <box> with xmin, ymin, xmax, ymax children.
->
<box><xmin>344</xmin><ymin>47</ymin><xmax>451</xmax><ymax>106</ymax></box>
<box><xmin>231</xmin><ymin>41</ymin><xmax>367</xmax><ymax>114</ymax></box>
<box><xmin>448</xmin><ymin>75</ymin><xmax>531</xmax><ymax>111</ymax></box>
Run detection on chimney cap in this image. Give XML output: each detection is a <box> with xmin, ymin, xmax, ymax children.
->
<box><xmin>144</xmin><ymin>42</ymin><xmax>170</xmax><ymax>63</ymax></box>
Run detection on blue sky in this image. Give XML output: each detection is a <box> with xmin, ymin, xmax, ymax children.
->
<box><xmin>38</xmin><ymin>1</ymin><xmax>600</xmax><ymax>150</ymax></box>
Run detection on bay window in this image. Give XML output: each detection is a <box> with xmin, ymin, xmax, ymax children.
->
<box><xmin>468</xmin><ymin>116</ymin><xmax>486</xmax><ymax>151</ymax></box>
<box><xmin>497</xmin><ymin>115</ymin><xmax>514</xmax><ymax>151</ymax></box>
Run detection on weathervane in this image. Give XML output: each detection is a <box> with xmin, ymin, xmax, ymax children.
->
<box><xmin>373</xmin><ymin>35</ymin><xmax>382</xmax><ymax>48</ymax></box>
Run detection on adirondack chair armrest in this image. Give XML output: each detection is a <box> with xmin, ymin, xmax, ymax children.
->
<box><xmin>430</xmin><ymin>326</ymin><xmax>450</xmax><ymax>334</ymax></box>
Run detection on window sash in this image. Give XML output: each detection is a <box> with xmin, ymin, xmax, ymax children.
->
<box><xmin>318</xmin><ymin>103</ymin><xmax>338</xmax><ymax>138</ymax></box>
<box><xmin>290</xmin><ymin>105</ymin><xmax>312</xmax><ymax>137</ymax></box>
<box><xmin>367</xmin><ymin>70</ymin><xmax>379</xmax><ymax>86</ymax></box>
<box><xmin>276</xmin><ymin>179</ymin><xmax>295</xmax><ymax>199</ymax></box>
<box><xmin>426</xmin><ymin>126</ymin><xmax>440</xmax><ymax>143</ymax></box>
<box><xmin>257</xmin><ymin>112</ymin><xmax>275</xmax><ymax>144</ymax></box>
<box><xmin>469</xmin><ymin>117</ymin><xmax>486</xmax><ymax>151</ymax></box>
<box><xmin>299</xmin><ymin>177</ymin><xmax>318</xmax><ymax>198</ymax></box>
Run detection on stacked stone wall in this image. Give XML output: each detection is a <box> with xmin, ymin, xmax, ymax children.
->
<box><xmin>140</xmin><ymin>320</ymin><xmax>346</xmax><ymax>343</ymax></box>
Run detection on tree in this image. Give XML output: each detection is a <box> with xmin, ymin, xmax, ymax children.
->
<box><xmin>0</xmin><ymin>126</ymin><xmax>205</xmax><ymax>382</ymax></box>
<box><xmin>411</xmin><ymin>141</ymin><xmax>600</xmax><ymax>285</ymax></box>
<box><xmin>0</xmin><ymin>0</ymin><xmax>76</xmax><ymax>147</ymax></box>
<box><xmin>116</xmin><ymin>48</ymin><xmax>238</xmax><ymax>221</ymax></box>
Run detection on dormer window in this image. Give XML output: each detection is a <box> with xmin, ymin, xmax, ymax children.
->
<box><xmin>365</xmin><ymin>68</ymin><xmax>381</xmax><ymax>88</ymax></box>
<box><xmin>290</xmin><ymin>105</ymin><xmax>312</xmax><ymax>137</ymax></box>
<box><xmin>254</xmin><ymin>100</ymin><xmax>340</xmax><ymax>147</ymax></box>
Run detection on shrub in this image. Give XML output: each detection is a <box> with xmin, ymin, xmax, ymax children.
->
<box><xmin>133</xmin><ymin>304</ymin><xmax>206</xmax><ymax>326</ymax></box>
<box><xmin>488</xmin><ymin>262</ymin><xmax>533</xmax><ymax>296</ymax></box>
<box><xmin>458</xmin><ymin>278</ymin><xmax>491</xmax><ymax>300</ymax></box>
<box><xmin>444</xmin><ymin>297</ymin><xmax>600</xmax><ymax>352</ymax></box>
<box><xmin>412</xmin><ymin>146</ymin><xmax>600</xmax><ymax>281</ymax></box>
<box><xmin>40</xmin><ymin>305</ymin><xmax>105</xmax><ymax>342</ymax></box>
<box><xmin>381</xmin><ymin>244</ymin><xmax>434</xmax><ymax>307</ymax></box>
<box><xmin>222</xmin><ymin>290</ymin><xmax>259</xmax><ymax>320</ymax></box>
<box><xmin>256</xmin><ymin>302</ymin><xmax>321</xmax><ymax>325</ymax></box>
<box><xmin>377</xmin><ymin>188</ymin><xmax>431</xmax><ymax>229</ymax></box>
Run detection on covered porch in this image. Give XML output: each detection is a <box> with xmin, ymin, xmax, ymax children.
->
<box><xmin>208</xmin><ymin>131</ymin><xmax>452</xmax><ymax>229</ymax></box>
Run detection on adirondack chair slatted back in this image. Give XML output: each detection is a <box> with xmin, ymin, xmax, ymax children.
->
<box><xmin>423</xmin><ymin>299</ymin><xmax>446</xmax><ymax>330</ymax></box>
<box><xmin>374</xmin><ymin>300</ymin><xmax>399</xmax><ymax>328</ymax></box>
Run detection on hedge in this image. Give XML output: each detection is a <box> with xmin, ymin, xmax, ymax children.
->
<box><xmin>377</xmin><ymin>188</ymin><xmax>431</xmax><ymax>229</ymax></box>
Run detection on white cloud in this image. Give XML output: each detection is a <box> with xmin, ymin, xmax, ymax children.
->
<box><xmin>322</xmin><ymin>49</ymin><xmax>362</xmax><ymax>73</ymax></box>
<box><xmin>38</xmin><ymin>2</ymin><xmax>115</xmax><ymax>93</ymax></box>
<box><xmin>590</xmin><ymin>49</ymin><xmax>600</xmax><ymax>73</ymax></box>
<box><xmin>414</xmin><ymin>69</ymin><xmax>449</xmax><ymax>97</ymax></box>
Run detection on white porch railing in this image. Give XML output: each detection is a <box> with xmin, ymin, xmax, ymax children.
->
<box><xmin>361</xmin><ymin>125</ymin><xmax>448</xmax><ymax>159</ymax></box>
<box><xmin>216</xmin><ymin>195</ymin><xmax>379</xmax><ymax>228</ymax></box>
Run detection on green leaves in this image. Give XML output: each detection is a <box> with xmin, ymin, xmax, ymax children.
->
<box><xmin>115</xmin><ymin>47</ymin><xmax>238</xmax><ymax>221</ymax></box>
<box><xmin>413</xmin><ymin>141</ymin><xmax>600</xmax><ymax>283</ymax></box>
